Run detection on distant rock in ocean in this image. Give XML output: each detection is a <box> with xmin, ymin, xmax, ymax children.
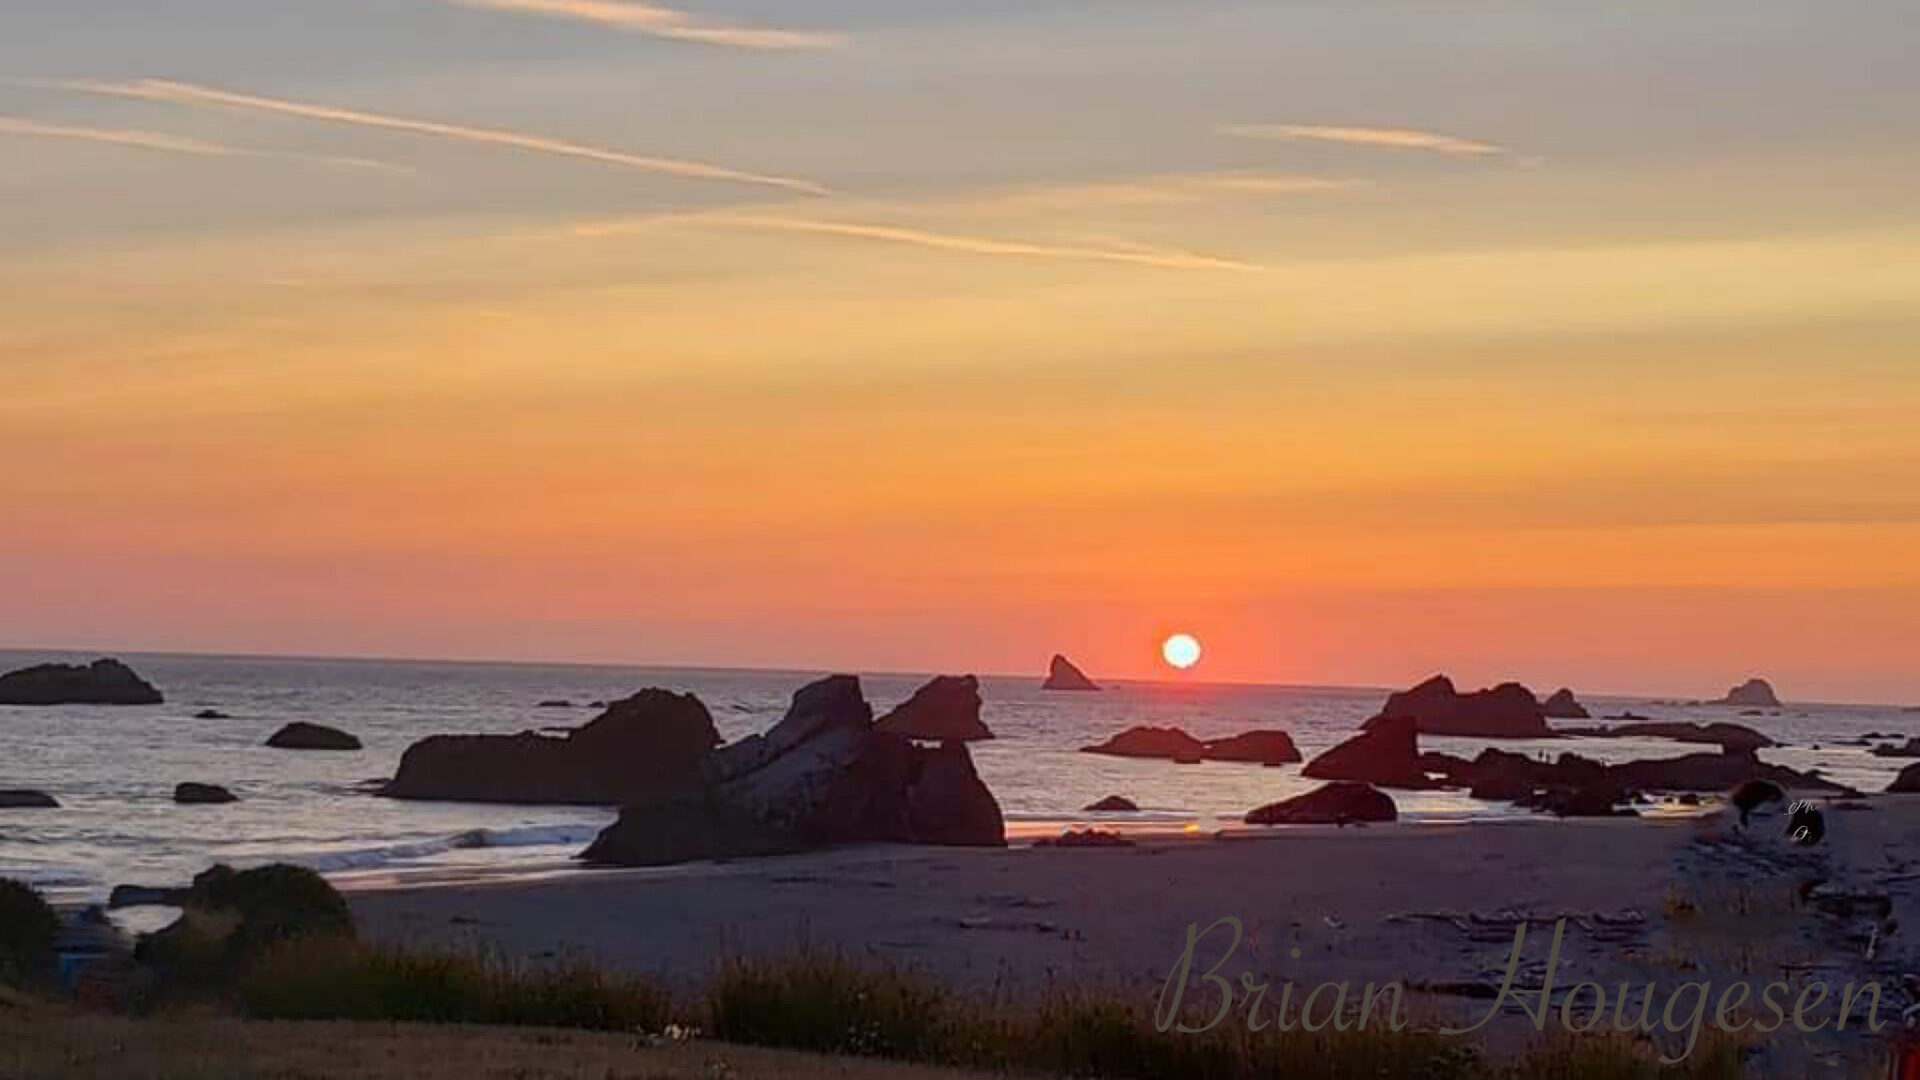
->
<box><xmin>1540</xmin><ymin>688</ymin><xmax>1590</xmax><ymax>719</ymax></box>
<box><xmin>1083</xmin><ymin>794</ymin><xmax>1138</xmax><ymax>812</ymax></box>
<box><xmin>1559</xmin><ymin>720</ymin><xmax>1775</xmax><ymax>751</ymax></box>
<box><xmin>0</xmin><ymin>658</ymin><xmax>163</xmax><ymax>706</ymax></box>
<box><xmin>1079</xmin><ymin>726</ymin><xmax>1302</xmax><ymax>766</ymax></box>
<box><xmin>582</xmin><ymin>674</ymin><xmax>1005</xmax><ymax>867</ymax></box>
<box><xmin>1429</xmin><ymin>745</ymin><xmax>1849</xmax><ymax>803</ymax></box>
<box><xmin>173</xmin><ymin>782</ymin><xmax>238</xmax><ymax>805</ymax></box>
<box><xmin>0</xmin><ymin>790</ymin><xmax>60</xmax><ymax>809</ymax></box>
<box><xmin>1715</xmin><ymin>678</ymin><xmax>1782</xmax><ymax>708</ymax></box>
<box><xmin>1360</xmin><ymin>675</ymin><xmax>1550</xmax><ymax>739</ymax></box>
<box><xmin>265</xmin><ymin>722</ymin><xmax>363</xmax><ymax>751</ymax></box>
<box><xmin>1042</xmin><ymin>654</ymin><xmax>1100</xmax><ymax>692</ymax></box>
<box><xmin>1872</xmin><ymin>738</ymin><xmax>1920</xmax><ymax>759</ymax></box>
<box><xmin>193</xmin><ymin>709</ymin><xmax>231</xmax><ymax>720</ymax></box>
<box><xmin>1245</xmin><ymin>781</ymin><xmax>1396</xmax><ymax>825</ymax></box>
<box><xmin>383</xmin><ymin>688</ymin><xmax>721</xmax><ymax>805</ymax></box>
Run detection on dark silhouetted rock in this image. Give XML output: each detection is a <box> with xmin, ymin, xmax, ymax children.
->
<box><xmin>874</xmin><ymin>675</ymin><xmax>992</xmax><ymax>742</ymax></box>
<box><xmin>0</xmin><ymin>790</ymin><xmax>59</xmax><ymax>809</ymax></box>
<box><xmin>192</xmin><ymin>709</ymin><xmax>231</xmax><ymax>720</ymax></box>
<box><xmin>1361</xmin><ymin>675</ymin><xmax>1550</xmax><ymax>738</ymax></box>
<box><xmin>1199</xmin><ymin>730</ymin><xmax>1303</xmax><ymax>765</ymax></box>
<box><xmin>0</xmin><ymin>659</ymin><xmax>162</xmax><ymax>706</ymax></box>
<box><xmin>1522</xmin><ymin>784</ymin><xmax>1635</xmax><ymax>818</ymax></box>
<box><xmin>1468</xmin><ymin>774</ymin><xmax>1536</xmax><ymax>802</ymax></box>
<box><xmin>583</xmin><ymin>675</ymin><xmax>1005</xmax><ymax>866</ymax></box>
<box><xmin>1081</xmin><ymin>726</ymin><xmax>1207</xmax><ymax>761</ymax></box>
<box><xmin>1428</xmin><ymin>745</ymin><xmax>1846</xmax><ymax>802</ymax></box>
<box><xmin>173</xmin><ymin>783</ymin><xmax>238</xmax><ymax>805</ymax></box>
<box><xmin>1731</xmin><ymin>779</ymin><xmax>1786</xmax><ymax>825</ymax></box>
<box><xmin>1081</xmin><ymin>726</ymin><xmax>1301</xmax><ymax>766</ymax></box>
<box><xmin>1084</xmin><ymin>795</ymin><xmax>1139</xmax><ymax>812</ymax></box>
<box><xmin>108</xmin><ymin>884</ymin><xmax>183</xmax><ymax>909</ymax></box>
<box><xmin>1245</xmin><ymin>781</ymin><xmax>1396</xmax><ymax>825</ymax></box>
<box><xmin>1541</xmin><ymin>688</ymin><xmax>1590</xmax><ymax>719</ymax></box>
<box><xmin>1716</xmin><ymin>678</ymin><xmax>1782</xmax><ymax>708</ymax></box>
<box><xmin>1872</xmin><ymin>738</ymin><xmax>1920</xmax><ymax>759</ymax></box>
<box><xmin>265</xmin><ymin>722</ymin><xmax>363</xmax><ymax>751</ymax></box>
<box><xmin>1562</xmin><ymin>721</ymin><xmax>1775</xmax><ymax>751</ymax></box>
<box><xmin>1887</xmin><ymin>763</ymin><xmax>1920</xmax><ymax>794</ymax></box>
<box><xmin>383</xmin><ymin>688</ymin><xmax>721</xmax><ymax>805</ymax></box>
<box><xmin>1036</xmin><ymin>828</ymin><xmax>1134</xmax><ymax>848</ymax></box>
<box><xmin>1042</xmin><ymin>654</ymin><xmax>1100</xmax><ymax>691</ymax></box>
<box><xmin>537</xmin><ymin>699</ymin><xmax>574</xmax><ymax>708</ymax></box>
<box><xmin>1303</xmin><ymin>715</ymin><xmax>1443</xmax><ymax>789</ymax></box>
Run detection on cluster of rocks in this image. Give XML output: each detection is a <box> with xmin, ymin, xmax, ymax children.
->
<box><xmin>378</xmin><ymin>674</ymin><xmax>1005</xmax><ymax>865</ymax></box>
<box><xmin>1078</xmin><ymin>725</ymin><xmax>1301</xmax><ymax>766</ymax></box>
<box><xmin>1367</xmin><ymin>675</ymin><xmax>1554</xmax><ymax>738</ymax></box>
<box><xmin>1297</xmin><ymin>710</ymin><xmax>1849</xmax><ymax>818</ymax></box>
<box><xmin>579</xmin><ymin>675</ymin><xmax>1004</xmax><ymax>866</ymax></box>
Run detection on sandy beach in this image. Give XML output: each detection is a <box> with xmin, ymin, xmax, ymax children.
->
<box><xmin>349</xmin><ymin>798</ymin><xmax>1920</xmax><ymax>1073</ymax></box>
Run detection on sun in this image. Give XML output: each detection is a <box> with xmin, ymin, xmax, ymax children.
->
<box><xmin>1161</xmin><ymin>633</ymin><xmax>1202</xmax><ymax>671</ymax></box>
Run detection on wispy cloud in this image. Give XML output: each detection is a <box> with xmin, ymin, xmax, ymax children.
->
<box><xmin>442</xmin><ymin>0</ymin><xmax>843</xmax><ymax>49</ymax></box>
<box><xmin>26</xmin><ymin>78</ymin><xmax>827</xmax><ymax>195</ymax></box>
<box><xmin>575</xmin><ymin>212</ymin><xmax>1261</xmax><ymax>272</ymax></box>
<box><xmin>979</xmin><ymin>171</ymin><xmax>1365</xmax><ymax>211</ymax></box>
<box><xmin>0</xmin><ymin>115</ymin><xmax>409</xmax><ymax>174</ymax></box>
<box><xmin>1221</xmin><ymin>123</ymin><xmax>1509</xmax><ymax>158</ymax></box>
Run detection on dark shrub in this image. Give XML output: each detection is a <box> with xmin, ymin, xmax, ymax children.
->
<box><xmin>240</xmin><ymin>938</ymin><xmax>671</xmax><ymax>1032</ymax></box>
<box><xmin>138</xmin><ymin>864</ymin><xmax>354</xmax><ymax>988</ymax></box>
<box><xmin>708</xmin><ymin>950</ymin><xmax>957</xmax><ymax>1060</ymax></box>
<box><xmin>0</xmin><ymin>878</ymin><xmax>60</xmax><ymax>986</ymax></box>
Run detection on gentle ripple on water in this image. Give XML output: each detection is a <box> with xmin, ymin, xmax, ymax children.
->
<box><xmin>1</xmin><ymin>649</ymin><xmax>1912</xmax><ymax>901</ymax></box>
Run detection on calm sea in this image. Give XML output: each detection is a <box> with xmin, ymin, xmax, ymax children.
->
<box><xmin>1</xmin><ymin>649</ymin><xmax>1910</xmax><ymax>903</ymax></box>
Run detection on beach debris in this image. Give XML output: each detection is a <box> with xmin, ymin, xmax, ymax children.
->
<box><xmin>1034</xmin><ymin>827</ymin><xmax>1134</xmax><ymax>848</ymax></box>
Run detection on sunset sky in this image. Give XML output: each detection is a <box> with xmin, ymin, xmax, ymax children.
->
<box><xmin>4</xmin><ymin>0</ymin><xmax>1918</xmax><ymax>701</ymax></box>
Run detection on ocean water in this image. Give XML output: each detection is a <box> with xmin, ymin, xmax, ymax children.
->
<box><xmin>1</xmin><ymin>649</ymin><xmax>1912</xmax><ymax>903</ymax></box>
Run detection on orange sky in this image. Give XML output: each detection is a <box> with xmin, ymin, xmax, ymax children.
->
<box><xmin>3</xmin><ymin>0</ymin><xmax>1918</xmax><ymax>701</ymax></box>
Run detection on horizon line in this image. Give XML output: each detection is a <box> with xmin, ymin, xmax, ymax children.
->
<box><xmin>0</xmin><ymin>641</ymin><xmax>1902</xmax><ymax>709</ymax></box>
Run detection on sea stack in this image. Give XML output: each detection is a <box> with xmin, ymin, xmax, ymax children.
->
<box><xmin>0</xmin><ymin>658</ymin><xmax>163</xmax><ymax>706</ymax></box>
<box><xmin>1541</xmin><ymin>688</ymin><xmax>1590</xmax><ymax>719</ymax></box>
<box><xmin>582</xmin><ymin>674</ymin><xmax>1005</xmax><ymax>866</ymax></box>
<box><xmin>1715</xmin><ymin>678</ymin><xmax>1782</xmax><ymax>708</ymax></box>
<box><xmin>1042</xmin><ymin>654</ymin><xmax>1100</xmax><ymax>691</ymax></box>
<box><xmin>1360</xmin><ymin>675</ymin><xmax>1550</xmax><ymax>739</ymax></box>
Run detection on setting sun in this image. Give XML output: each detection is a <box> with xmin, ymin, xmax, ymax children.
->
<box><xmin>1161</xmin><ymin>633</ymin><xmax>1203</xmax><ymax>670</ymax></box>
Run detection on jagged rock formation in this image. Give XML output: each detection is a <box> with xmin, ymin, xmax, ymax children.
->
<box><xmin>1360</xmin><ymin>675</ymin><xmax>1550</xmax><ymax>738</ymax></box>
<box><xmin>581</xmin><ymin>675</ymin><xmax>1005</xmax><ymax>866</ymax></box>
<box><xmin>1716</xmin><ymin>678</ymin><xmax>1782</xmax><ymax>708</ymax></box>
<box><xmin>1042</xmin><ymin>654</ymin><xmax>1100</xmax><ymax>691</ymax></box>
